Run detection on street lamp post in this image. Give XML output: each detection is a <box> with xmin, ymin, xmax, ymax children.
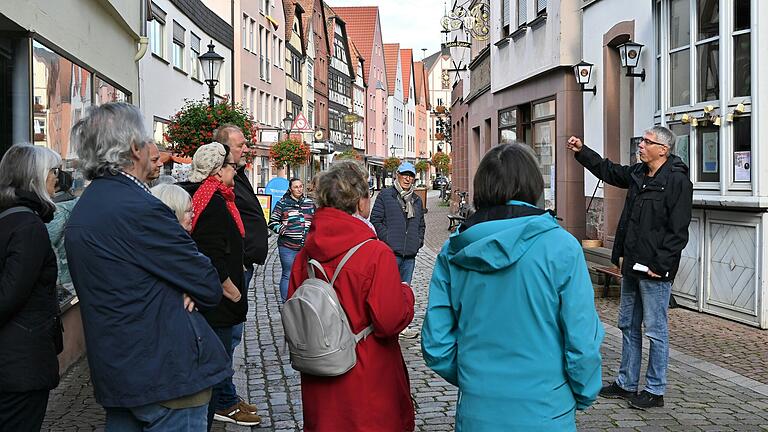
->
<box><xmin>198</xmin><ymin>42</ymin><xmax>225</xmax><ymax>107</ymax></box>
<box><xmin>390</xmin><ymin>145</ymin><xmax>396</xmax><ymax>157</ymax></box>
<box><xmin>282</xmin><ymin>114</ymin><xmax>294</xmax><ymax>140</ymax></box>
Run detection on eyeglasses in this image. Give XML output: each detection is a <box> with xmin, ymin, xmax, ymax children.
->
<box><xmin>50</xmin><ymin>167</ymin><xmax>60</xmax><ymax>176</ymax></box>
<box><xmin>640</xmin><ymin>137</ymin><xmax>667</xmax><ymax>147</ymax></box>
<box><xmin>224</xmin><ymin>162</ymin><xmax>238</xmax><ymax>169</ymax></box>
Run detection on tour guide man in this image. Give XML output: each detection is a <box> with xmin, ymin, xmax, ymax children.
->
<box><xmin>567</xmin><ymin>126</ymin><xmax>692</xmax><ymax>409</ymax></box>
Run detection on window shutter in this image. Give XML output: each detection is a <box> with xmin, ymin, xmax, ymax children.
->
<box><xmin>537</xmin><ymin>0</ymin><xmax>547</xmax><ymax>13</ymax></box>
<box><xmin>173</xmin><ymin>21</ymin><xmax>185</xmax><ymax>46</ymax></box>
<box><xmin>191</xmin><ymin>33</ymin><xmax>201</xmax><ymax>53</ymax></box>
<box><xmin>518</xmin><ymin>0</ymin><xmax>527</xmax><ymax>26</ymax></box>
<box><xmin>151</xmin><ymin>2</ymin><xmax>166</xmax><ymax>24</ymax></box>
<box><xmin>503</xmin><ymin>0</ymin><xmax>510</xmax><ymax>27</ymax></box>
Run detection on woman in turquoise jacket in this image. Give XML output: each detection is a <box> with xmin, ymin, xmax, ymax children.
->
<box><xmin>421</xmin><ymin>143</ymin><xmax>604</xmax><ymax>431</ymax></box>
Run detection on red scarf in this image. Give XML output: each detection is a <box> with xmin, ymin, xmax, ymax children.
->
<box><xmin>191</xmin><ymin>176</ymin><xmax>245</xmax><ymax>237</ymax></box>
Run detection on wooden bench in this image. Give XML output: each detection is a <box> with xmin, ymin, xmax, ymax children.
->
<box><xmin>593</xmin><ymin>266</ymin><xmax>622</xmax><ymax>298</ymax></box>
<box><xmin>447</xmin><ymin>214</ymin><xmax>465</xmax><ymax>231</ymax></box>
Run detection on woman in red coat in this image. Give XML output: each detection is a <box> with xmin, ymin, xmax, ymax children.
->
<box><xmin>288</xmin><ymin>160</ymin><xmax>415</xmax><ymax>432</ymax></box>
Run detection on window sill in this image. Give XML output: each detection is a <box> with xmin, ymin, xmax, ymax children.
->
<box><xmin>494</xmin><ymin>37</ymin><xmax>510</xmax><ymax>48</ymax></box>
<box><xmin>529</xmin><ymin>12</ymin><xmax>547</xmax><ymax>29</ymax></box>
<box><xmin>510</xmin><ymin>26</ymin><xmax>527</xmax><ymax>40</ymax></box>
<box><xmin>173</xmin><ymin>66</ymin><xmax>188</xmax><ymax>76</ymax></box>
<box><xmin>192</xmin><ymin>76</ymin><xmax>204</xmax><ymax>85</ymax></box>
<box><xmin>151</xmin><ymin>52</ymin><xmax>169</xmax><ymax>65</ymax></box>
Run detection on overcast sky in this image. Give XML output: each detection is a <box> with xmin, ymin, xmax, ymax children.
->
<box><xmin>328</xmin><ymin>0</ymin><xmax>446</xmax><ymax>60</ymax></box>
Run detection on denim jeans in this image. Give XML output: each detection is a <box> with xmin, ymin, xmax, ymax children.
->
<box><xmin>215</xmin><ymin>322</ymin><xmax>243</xmax><ymax>411</ymax></box>
<box><xmin>615</xmin><ymin>274</ymin><xmax>672</xmax><ymax>396</ymax></box>
<box><xmin>106</xmin><ymin>403</ymin><xmax>207</xmax><ymax>432</ymax></box>
<box><xmin>278</xmin><ymin>246</ymin><xmax>299</xmax><ymax>302</ymax></box>
<box><xmin>208</xmin><ymin>326</ymin><xmax>235</xmax><ymax>430</ymax></box>
<box><xmin>395</xmin><ymin>256</ymin><xmax>416</xmax><ymax>284</ymax></box>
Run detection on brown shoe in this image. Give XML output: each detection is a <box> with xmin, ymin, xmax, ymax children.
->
<box><xmin>238</xmin><ymin>398</ymin><xmax>258</xmax><ymax>414</ymax></box>
<box><xmin>213</xmin><ymin>403</ymin><xmax>261</xmax><ymax>426</ymax></box>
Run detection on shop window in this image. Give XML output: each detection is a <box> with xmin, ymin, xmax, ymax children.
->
<box><xmin>670</xmin><ymin>123</ymin><xmax>691</xmax><ymax>168</ymax></box>
<box><xmin>498</xmin><ymin>108</ymin><xmax>517</xmax><ymax>143</ymax></box>
<box><xmin>32</xmin><ymin>40</ymin><xmax>92</xmax><ymax>160</ymax></box>
<box><xmin>733</xmin><ymin>0</ymin><xmax>751</xmax><ymax>97</ymax></box>
<box><xmin>94</xmin><ymin>76</ymin><xmax>128</xmax><ymax>105</ymax></box>
<box><xmin>532</xmin><ymin>100</ymin><xmax>555</xmax><ymax>210</ymax></box>
<box><xmin>695</xmin><ymin>124</ymin><xmax>719</xmax><ymax>183</ymax></box>
<box><xmin>732</xmin><ymin>116</ymin><xmax>751</xmax><ymax>183</ymax></box>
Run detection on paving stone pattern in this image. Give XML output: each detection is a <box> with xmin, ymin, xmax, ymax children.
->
<box><xmin>43</xmin><ymin>190</ymin><xmax>768</xmax><ymax>431</ymax></box>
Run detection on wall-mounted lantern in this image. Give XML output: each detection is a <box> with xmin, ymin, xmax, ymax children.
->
<box><xmin>617</xmin><ymin>41</ymin><xmax>646</xmax><ymax>82</ymax></box>
<box><xmin>573</xmin><ymin>61</ymin><xmax>597</xmax><ymax>95</ymax></box>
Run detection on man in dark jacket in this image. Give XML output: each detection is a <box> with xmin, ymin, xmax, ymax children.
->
<box><xmin>371</xmin><ymin>162</ymin><xmax>426</xmax><ymax>284</ymax></box>
<box><xmin>568</xmin><ymin>126</ymin><xmax>693</xmax><ymax>410</ymax></box>
<box><xmin>213</xmin><ymin>124</ymin><xmax>269</xmax><ymax>421</ymax></box>
<box><xmin>65</xmin><ymin>103</ymin><xmax>231</xmax><ymax>429</ymax></box>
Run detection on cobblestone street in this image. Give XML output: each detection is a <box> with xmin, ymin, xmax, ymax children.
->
<box><xmin>43</xmin><ymin>190</ymin><xmax>768</xmax><ymax>431</ymax></box>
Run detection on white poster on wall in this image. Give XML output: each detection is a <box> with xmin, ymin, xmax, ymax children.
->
<box><xmin>702</xmin><ymin>132</ymin><xmax>719</xmax><ymax>173</ymax></box>
<box><xmin>734</xmin><ymin>151</ymin><xmax>751</xmax><ymax>182</ymax></box>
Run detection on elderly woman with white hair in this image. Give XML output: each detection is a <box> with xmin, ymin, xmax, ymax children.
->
<box><xmin>179</xmin><ymin>142</ymin><xmax>261</xmax><ymax>428</ymax></box>
<box><xmin>150</xmin><ymin>183</ymin><xmax>194</xmax><ymax>232</ymax></box>
<box><xmin>0</xmin><ymin>144</ymin><xmax>63</xmax><ymax>431</ymax></box>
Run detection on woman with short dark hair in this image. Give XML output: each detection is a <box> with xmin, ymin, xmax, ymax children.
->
<box><xmin>287</xmin><ymin>160</ymin><xmax>415</xmax><ymax>431</ymax></box>
<box><xmin>421</xmin><ymin>143</ymin><xmax>604</xmax><ymax>431</ymax></box>
<box><xmin>0</xmin><ymin>144</ymin><xmax>63</xmax><ymax>432</ymax></box>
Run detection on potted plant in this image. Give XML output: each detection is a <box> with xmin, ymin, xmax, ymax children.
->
<box><xmin>384</xmin><ymin>157</ymin><xmax>401</xmax><ymax>176</ymax></box>
<box><xmin>335</xmin><ymin>148</ymin><xmax>362</xmax><ymax>161</ymax></box>
<box><xmin>166</xmin><ymin>97</ymin><xmax>258</xmax><ymax>162</ymax></box>
<box><xmin>270</xmin><ymin>138</ymin><xmax>311</xmax><ymax>177</ymax></box>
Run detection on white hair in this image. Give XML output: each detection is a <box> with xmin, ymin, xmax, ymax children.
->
<box><xmin>0</xmin><ymin>144</ymin><xmax>62</xmax><ymax>213</ymax></box>
<box><xmin>150</xmin><ymin>183</ymin><xmax>191</xmax><ymax>223</ymax></box>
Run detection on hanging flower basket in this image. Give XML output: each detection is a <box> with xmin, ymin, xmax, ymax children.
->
<box><xmin>432</xmin><ymin>151</ymin><xmax>451</xmax><ymax>175</ymax></box>
<box><xmin>269</xmin><ymin>139</ymin><xmax>311</xmax><ymax>170</ymax></box>
<box><xmin>384</xmin><ymin>157</ymin><xmax>401</xmax><ymax>173</ymax></box>
<box><xmin>415</xmin><ymin>160</ymin><xmax>430</xmax><ymax>174</ymax></box>
<box><xmin>435</xmin><ymin>105</ymin><xmax>447</xmax><ymax>114</ymax></box>
<box><xmin>435</xmin><ymin>132</ymin><xmax>446</xmax><ymax>140</ymax></box>
<box><xmin>166</xmin><ymin>97</ymin><xmax>259</xmax><ymax>162</ymax></box>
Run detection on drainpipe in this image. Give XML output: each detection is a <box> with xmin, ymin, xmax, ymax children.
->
<box><xmin>135</xmin><ymin>1</ymin><xmax>149</xmax><ymax>62</ymax></box>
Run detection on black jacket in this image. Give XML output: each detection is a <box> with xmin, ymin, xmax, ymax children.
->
<box><xmin>370</xmin><ymin>187</ymin><xmax>426</xmax><ymax>258</ymax></box>
<box><xmin>575</xmin><ymin>145</ymin><xmax>693</xmax><ymax>281</ymax></box>
<box><xmin>234</xmin><ymin>167</ymin><xmax>269</xmax><ymax>267</ymax></box>
<box><xmin>0</xmin><ymin>194</ymin><xmax>60</xmax><ymax>392</ymax></box>
<box><xmin>180</xmin><ymin>183</ymin><xmax>247</xmax><ymax>328</ymax></box>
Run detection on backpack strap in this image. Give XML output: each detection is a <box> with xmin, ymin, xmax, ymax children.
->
<box><xmin>354</xmin><ymin>325</ymin><xmax>374</xmax><ymax>342</ymax></box>
<box><xmin>307</xmin><ymin>259</ymin><xmax>330</xmax><ymax>281</ymax></box>
<box><xmin>330</xmin><ymin>239</ymin><xmax>373</xmax><ymax>286</ymax></box>
<box><xmin>0</xmin><ymin>206</ymin><xmax>34</xmax><ymax>221</ymax></box>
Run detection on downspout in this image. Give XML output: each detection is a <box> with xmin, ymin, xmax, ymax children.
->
<box><xmin>231</xmin><ymin>0</ymin><xmax>236</xmax><ymax>107</ymax></box>
<box><xmin>135</xmin><ymin>1</ymin><xmax>149</xmax><ymax>61</ymax></box>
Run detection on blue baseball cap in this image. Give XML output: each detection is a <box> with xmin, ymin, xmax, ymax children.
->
<box><xmin>397</xmin><ymin>162</ymin><xmax>416</xmax><ymax>175</ymax></box>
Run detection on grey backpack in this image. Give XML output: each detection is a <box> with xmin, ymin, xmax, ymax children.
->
<box><xmin>281</xmin><ymin>240</ymin><xmax>374</xmax><ymax>376</ymax></box>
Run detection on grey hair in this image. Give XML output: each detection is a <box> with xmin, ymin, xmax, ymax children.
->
<box><xmin>70</xmin><ymin>102</ymin><xmax>151</xmax><ymax>180</ymax></box>
<box><xmin>213</xmin><ymin>123</ymin><xmax>244</xmax><ymax>146</ymax></box>
<box><xmin>315</xmin><ymin>160</ymin><xmax>369</xmax><ymax>214</ymax></box>
<box><xmin>150</xmin><ymin>183</ymin><xmax>191</xmax><ymax>223</ymax></box>
<box><xmin>646</xmin><ymin>126</ymin><xmax>677</xmax><ymax>153</ymax></box>
<box><xmin>0</xmin><ymin>144</ymin><xmax>62</xmax><ymax>213</ymax></box>
<box><xmin>148</xmin><ymin>174</ymin><xmax>177</xmax><ymax>188</ymax></box>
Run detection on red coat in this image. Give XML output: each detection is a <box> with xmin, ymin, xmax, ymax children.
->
<box><xmin>288</xmin><ymin>207</ymin><xmax>416</xmax><ymax>432</ymax></box>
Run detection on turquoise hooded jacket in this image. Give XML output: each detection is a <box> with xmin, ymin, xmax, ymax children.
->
<box><xmin>421</xmin><ymin>202</ymin><xmax>604</xmax><ymax>431</ymax></box>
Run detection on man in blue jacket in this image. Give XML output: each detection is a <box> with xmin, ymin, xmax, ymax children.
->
<box><xmin>370</xmin><ymin>162</ymin><xmax>426</xmax><ymax>284</ymax></box>
<box><xmin>371</xmin><ymin>162</ymin><xmax>425</xmax><ymax>339</ymax></box>
<box><xmin>65</xmin><ymin>103</ymin><xmax>231</xmax><ymax>430</ymax></box>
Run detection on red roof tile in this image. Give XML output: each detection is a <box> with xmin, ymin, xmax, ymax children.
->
<box><xmin>383</xmin><ymin>43</ymin><xmax>400</xmax><ymax>96</ymax></box>
<box><xmin>400</xmin><ymin>48</ymin><xmax>412</xmax><ymax>103</ymax></box>
<box><xmin>333</xmin><ymin>6</ymin><xmax>379</xmax><ymax>83</ymax></box>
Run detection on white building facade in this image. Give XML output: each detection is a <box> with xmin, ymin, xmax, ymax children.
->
<box><xmin>581</xmin><ymin>0</ymin><xmax>768</xmax><ymax>328</ymax></box>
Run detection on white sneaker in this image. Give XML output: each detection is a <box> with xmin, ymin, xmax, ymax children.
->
<box><xmin>399</xmin><ymin>326</ymin><xmax>420</xmax><ymax>339</ymax></box>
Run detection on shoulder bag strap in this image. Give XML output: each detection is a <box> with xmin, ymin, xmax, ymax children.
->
<box><xmin>307</xmin><ymin>259</ymin><xmax>330</xmax><ymax>281</ymax></box>
<box><xmin>0</xmin><ymin>206</ymin><xmax>34</xmax><ymax>221</ymax></box>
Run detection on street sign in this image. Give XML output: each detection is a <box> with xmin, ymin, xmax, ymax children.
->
<box><xmin>291</xmin><ymin>112</ymin><xmax>313</xmax><ymax>132</ymax></box>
